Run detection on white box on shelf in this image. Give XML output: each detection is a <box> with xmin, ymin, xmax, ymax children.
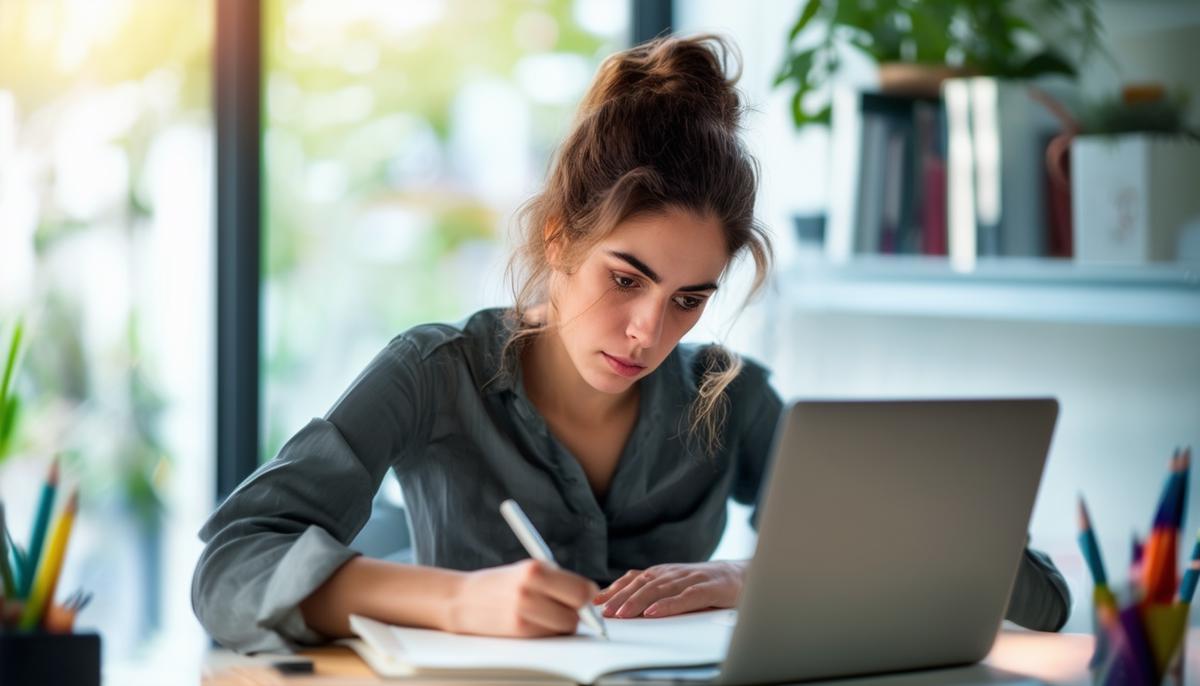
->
<box><xmin>1071</xmin><ymin>134</ymin><xmax>1200</xmax><ymax>265</ymax></box>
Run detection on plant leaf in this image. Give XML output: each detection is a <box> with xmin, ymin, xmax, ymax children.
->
<box><xmin>0</xmin><ymin>395</ymin><xmax>18</xmax><ymax>461</ymax></box>
<box><xmin>773</xmin><ymin>49</ymin><xmax>815</xmax><ymax>86</ymax></box>
<box><xmin>0</xmin><ymin>318</ymin><xmax>23</xmax><ymax>407</ymax></box>
<box><xmin>1011</xmin><ymin>51</ymin><xmax>1077</xmax><ymax>79</ymax></box>
<box><xmin>789</xmin><ymin>0</ymin><xmax>824</xmax><ymax>42</ymax></box>
<box><xmin>791</xmin><ymin>88</ymin><xmax>807</xmax><ymax>128</ymax></box>
<box><xmin>790</xmin><ymin>88</ymin><xmax>832</xmax><ymax>129</ymax></box>
<box><xmin>809</xmin><ymin>103</ymin><xmax>833</xmax><ymax>127</ymax></box>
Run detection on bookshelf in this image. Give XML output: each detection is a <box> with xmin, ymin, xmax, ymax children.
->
<box><xmin>777</xmin><ymin>255</ymin><xmax>1200</xmax><ymax>327</ymax></box>
<box><xmin>799</xmin><ymin>82</ymin><xmax>1200</xmax><ymax>328</ymax></box>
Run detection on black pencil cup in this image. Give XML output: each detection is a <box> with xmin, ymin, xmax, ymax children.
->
<box><xmin>0</xmin><ymin>631</ymin><xmax>101</xmax><ymax>686</ymax></box>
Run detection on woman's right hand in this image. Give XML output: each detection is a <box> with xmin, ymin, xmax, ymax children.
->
<box><xmin>447</xmin><ymin>559</ymin><xmax>598</xmax><ymax>637</ymax></box>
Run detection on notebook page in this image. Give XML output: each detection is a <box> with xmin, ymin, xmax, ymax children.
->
<box><xmin>349</xmin><ymin>609</ymin><xmax>734</xmax><ymax>684</ymax></box>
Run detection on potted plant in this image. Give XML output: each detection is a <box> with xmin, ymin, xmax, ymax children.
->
<box><xmin>774</xmin><ymin>0</ymin><xmax>1104</xmax><ymax>128</ymax></box>
<box><xmin>1068</xmin><ymin>87</ymin><xmax>1200</xmax><ymax>265</ymax></box>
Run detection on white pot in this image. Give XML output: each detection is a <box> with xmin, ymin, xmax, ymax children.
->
<box><xmin>1071</xmin><ymin>134</ymin><xmax>1200</xmax><ymax>264</ymax></box>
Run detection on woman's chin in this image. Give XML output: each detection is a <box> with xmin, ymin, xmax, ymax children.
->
<box><xmin>583</xmin><ymin>368</ymin><xmax>640</xmax><ymax>395</ymax></box>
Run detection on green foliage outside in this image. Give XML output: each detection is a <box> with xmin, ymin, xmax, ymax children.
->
<box><xmin>0</xmin><ymin>2</ymin><xmax>207</xmax><ymax>523</ymax></box>
<box><xmin>261</xmin><ymin>0</ymin><xmax>621</xmax><ymax>461</ymax></box>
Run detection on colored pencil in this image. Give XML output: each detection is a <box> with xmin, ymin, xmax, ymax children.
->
<box><xmin>18</xmin><ymin>489</ymin><xmax>77</xmax><ymax>631</ymax></box>
<box><xmin>6</xmin><ymin>530</ymin><xmax>24</xmax><ymax>596</ymax></box>
<box><xmin>1139</xmin><ymin>449</ymin><xmax>1188</xmax><ymax>603</ymax></box>
<box><xmin>1180</xmin><ymin>446</ymin><xmax>1191</xmax><ymax>525</ymax></box>
<box><xmin>1129</xmin><ymin>531</ymin><xmax>1144</xmax><ymax>590</ymax></box>
<box><xmin>1179</xmin><ymin>529</ymin><xmax>1200</xmax><ymax>604</ymax></box>
<box><xmin>0</xmin><ymin>501</ymin><xmax>14</xmax><ymax>598</ymax></box>
<box><xmin>19</xmin><ymin>458</ymin><xmax>58</xmax><ymax>597</ymax></box>
<box><xmin>1077</xmin><ymin>495</ymin><xmax>1108</xmax><ymax>586</ymax></box>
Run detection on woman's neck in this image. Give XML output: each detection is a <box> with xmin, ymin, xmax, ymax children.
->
<box><xmin>521</xmin><ymin>327</ymin><xmax>637</xmax><ymax>425</ymax></box>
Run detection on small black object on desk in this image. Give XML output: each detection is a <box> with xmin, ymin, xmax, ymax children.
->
<box><xmin>272</xmin><ymin>658</ymin><xmax>315</xmax><ymax>675</ymax></box>
<box><xmin>0</xmin><ymin>631</ymin><xmax>101</xmax><ymax>686</ymax></box>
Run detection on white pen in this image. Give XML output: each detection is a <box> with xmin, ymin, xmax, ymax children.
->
<box><xmin>499</xmin><ymin>498</ymin><xmax>610</xmax><ymax>640</ymax></box>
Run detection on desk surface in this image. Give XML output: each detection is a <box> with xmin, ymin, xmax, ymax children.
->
<box><xmin>203</xmin><ymin>627</ymin><xmax>1199</xmax><ymax>686</ymax></box>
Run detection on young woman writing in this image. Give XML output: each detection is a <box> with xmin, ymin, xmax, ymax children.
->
<box><xmin>192</xmin><ymin>35</ymin><xmax>1070</xmax><ymax>653</ymax></box>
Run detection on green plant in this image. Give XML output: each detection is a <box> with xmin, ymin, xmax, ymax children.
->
<box><xmin>1078</xmin><ymin>91</ymin><xmax>1199</xmax><ymax>140</ymax></box>
<box><xmin>775</xmin><ymin>0</ymin><xmax>1104</xmax><ymax>128</ymax></box>
<box><xmin>0</xmin><ymin>319</ymin><xmax>24</xmax><ymax>463</ymax></box>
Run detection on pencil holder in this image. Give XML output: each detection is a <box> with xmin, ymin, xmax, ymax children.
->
<box><xmin>0</xmin><ymin>631</ymin><xmax>101</xmax><ymax>686</ymax></box>
<box><xmin>1089</xmin><ymin>593</ymin><xmax>1188</xmax><ymax>686</ymax></box>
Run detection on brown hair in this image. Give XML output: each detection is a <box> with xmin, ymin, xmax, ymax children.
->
<box><xmin>502</xmin><ymin>34</ymin><xmax>773</xmax><ymax>456</ymax></box>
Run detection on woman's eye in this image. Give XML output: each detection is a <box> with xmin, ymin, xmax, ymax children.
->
<box><xmin>612</xmin><ymin>274</ymin><xmax>637</xmax><ymax>290</ymax></box>
<box><xmin>674</xmin><ymin>295</ymin><xmax>703</xmax><ymax>311</ymax></box>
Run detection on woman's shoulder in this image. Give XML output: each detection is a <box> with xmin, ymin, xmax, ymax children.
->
<box><xmin>384</xmin><ymin>307</ymin><xmax>507</xmax><ymax>360</ymax></box>
<box><xmin>376</xmin><ymin>308</ymin><xmax>511</xmax><ymax>391</ymax></box>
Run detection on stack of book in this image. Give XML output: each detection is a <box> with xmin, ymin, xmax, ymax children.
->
<box><xmin>826</xmin><ymin>80</ymin><xmax>1064</xmax><ymax>266</ymax></box>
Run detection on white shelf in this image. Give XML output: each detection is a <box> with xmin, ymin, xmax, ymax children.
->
<box><xmin>777</xmin><ymin>256</ymin><xmax>1200</xmax><ymax>327</ymax></box>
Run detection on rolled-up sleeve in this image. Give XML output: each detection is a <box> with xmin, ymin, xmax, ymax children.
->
<box><xmin>192</xmin><ymin>337</ymin><xmax>434</xmax><ymax>652</ymax></box>
<box><xmin>1005</xmin><ymin>545</ymin><xmax>1071</xmax><ymax>631</ymax></box>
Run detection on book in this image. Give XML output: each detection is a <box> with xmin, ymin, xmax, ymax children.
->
<box><xmin>915</xmin><ymin>100</ymin><xmax>948</xmax><ymax>256</ymax></box>
<box><xmin>944</xmin><ymin>77</ymin><xmax>1059</xmax><ymax>260</ymax></box>
<box><xmin>344</xmin><ymin>609</ymin><xmax>736</xmax><ymax>685</ymax></box>
<box><xmin>827</xmin><ymin>88</ymin><xmax>945</xmax><ymax>262</ymax></box>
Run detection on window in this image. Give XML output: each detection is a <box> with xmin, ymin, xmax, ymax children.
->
<box><xmin>0</xmin><ymin>0</ymin><xmax>213</xmax><ymax>674</ymax></box>
<box><xmin>261</xmin><ymin>0</ymin><xmax>631</xmax><ymax>462</ymax></box>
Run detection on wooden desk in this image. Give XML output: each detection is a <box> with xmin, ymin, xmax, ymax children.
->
<box><xmin>203</xmin><ymin>627</ymin><xmax>1199</xmax><ymax>685</ymax></box>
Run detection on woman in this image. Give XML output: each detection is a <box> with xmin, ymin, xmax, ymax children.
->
<box><xmin>193</xmin><ymin>35</ymin><xmax>1070</xmax><ymax>653</ymax></box>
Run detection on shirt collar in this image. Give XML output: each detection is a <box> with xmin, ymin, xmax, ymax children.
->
<box><xmin>476</xmin><ymin>307</ymin><xmax>695</xmax><ymax>420</ymax></box>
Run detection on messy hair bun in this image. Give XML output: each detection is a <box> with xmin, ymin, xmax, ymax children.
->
<box><xmin>577</xmin><ymin>33</ymin><xmax>744</xmax><ymax>130</ymax></box>
<box><xmin>504</xmin><ymin>34</ymin><xmax>773</xmax><ymax>458</ymax></box>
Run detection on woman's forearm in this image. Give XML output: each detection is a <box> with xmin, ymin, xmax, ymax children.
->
<box><xmin>299</xmin><ymin>556</ymin><xmax>466</xmax><ymax>638</ymax></box>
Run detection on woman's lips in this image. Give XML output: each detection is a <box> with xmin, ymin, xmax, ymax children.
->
<box><xmin>602</xmin><ymin>352</ymin><xmax>645</xmax><ymax>378</ymax></box>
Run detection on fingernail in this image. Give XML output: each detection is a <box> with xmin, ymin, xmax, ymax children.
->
<box><xmin>644</xmin><ymin>605</ymin><xmax>659</xmax><ymax>617</ymax></box>
<box><xmin>617</xmin><ymin>606</ymin><xmax>635</xmax><ymax>618</ymax></box>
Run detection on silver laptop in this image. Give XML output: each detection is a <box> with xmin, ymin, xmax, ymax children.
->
<box><xmin>603</xmin><ymin>398</ymin><xmax>1058</xmax><ymax>685</ymax></box>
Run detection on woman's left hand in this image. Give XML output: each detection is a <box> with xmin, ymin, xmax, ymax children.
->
<box><xmin>593</xmin><ymin>561</ymin><xmax>746</xmax><ymax>619</ymax></box>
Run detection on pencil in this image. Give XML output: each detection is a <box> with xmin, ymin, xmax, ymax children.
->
<box><xmin>1077</xmin><ymin>495</ymin><xmax>1108</xmax><ymax>587</ymax></box>
<box><xmin>20</xmin><ymin>458</ymin><xmax>59</xmax><ymax>597</ymax></box>
<box><xmin>1129</xmin><ymin>531</ymin><xmax>1144</xmax><ymax>590</ymax></box>
<box><xmin>6</xmin><ymin>527</ymin><xmax>24</xmax><ymax>597</ymax></box>
<box><xmin>18</xmin><ymin>489</ymin><xmax>78</xmax><ymax>631</ymax></box>
<box><xmin>0</xmin><ymin>502</ymin><xmax>14</xmax><ymax>598</ymax></box>
<box><xmin>1179</xmin><ymin>529</ymin><xmax>1200</xmax><ymax>604</ymax></box>
<box><xmin>1140</xmin><ymin>449</ymin><xmax>1187</xmax><ymax>603</ymax></box>
<box><xmin>6</xmin><ymin>528</ymin><xmax>24</xmax><ymax>597</ymax></box>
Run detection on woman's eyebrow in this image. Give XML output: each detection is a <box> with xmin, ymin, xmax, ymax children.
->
<box><xmin>606</xmin><ymin>250</ymin><xmax>719</xmax><ymax>292</ymax></box>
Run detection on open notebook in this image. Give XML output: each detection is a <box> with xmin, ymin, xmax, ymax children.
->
<box><xmin>343</xmin><ymin>609</ymin><xmax>735</xmax><ymax>684</ymax></box>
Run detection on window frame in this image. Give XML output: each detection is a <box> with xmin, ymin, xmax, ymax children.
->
<box><xmin>214</xmin><ymin>0</ymin><xmax>673</xmax><ymax>501</ymax></box>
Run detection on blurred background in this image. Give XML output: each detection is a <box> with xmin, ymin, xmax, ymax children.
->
<box><xmin>0</xmin><ymin>1</ymin><xmax>1196</xmax><ymax>683</ymax></box>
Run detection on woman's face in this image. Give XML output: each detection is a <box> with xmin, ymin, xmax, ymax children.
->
<box><xmin>548</xmin><ymin>206</ymin><xmax>730</xmax><ymax>395</ymax></box>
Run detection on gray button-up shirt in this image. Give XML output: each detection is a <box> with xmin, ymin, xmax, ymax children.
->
<box><xmin>192</xmin><ymin>308</ymin><xmax>1070</xmax><ymax>653</ymax></box>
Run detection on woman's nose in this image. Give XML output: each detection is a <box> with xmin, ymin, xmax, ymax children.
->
<box><xmin>626</xmin><ymin>298</ymin><xmax>666</xmax><ymax>349</ymax></box>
